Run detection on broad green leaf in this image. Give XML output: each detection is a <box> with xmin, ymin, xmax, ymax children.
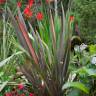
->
<box><xmin>86</xmin><ymin>69</ymin><xmax>96</xmax><ymax>76</ymax></box>
<box><xmin>67</xmin><ymin>89</ymin><xmax>81</xmax><ymax>96</ymax></box>
<box><xmin>89</xmin><ymin>45</ymin><xmax>96</xmax><ymax>55</ymax></box>
<box><xmin>62</xmin><ymin>82</ymin><xmax>89</xmax><ymax>94</ymax></box>
<box><xmin>74</xmin><ymin>67</ymin><xmax>96</xmax><ymax>77</ymax></box>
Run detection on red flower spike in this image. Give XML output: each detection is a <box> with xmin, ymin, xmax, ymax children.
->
<box><xmin>69</xmin><ymin>16</ymin><xmax>74</xmax><ymax>22</ymax></box>
<box><xmin>18</xmin><ymin>84</ymin><xmax>24</xmax><ymax>90</ymax></box>
<box><xmin>0</xmin><ymin>0</ymin><xmax>6</xmax><ymax>4</ymax></box>
<box><xmin>29</xmin><ymin>93</ymin><xmax>35</xmax><ymax>96</ymax></box>
<box><xmin>20</xmin><ymin>93</ymin><xmax>25</xmax><ymax>96</ymax></box>
<box><xmin>28</xmin><ymin>0</ymin><xmax>34</xmax><ymax>7</ymax></box>
<box><xmin>46</xmin><ymin>0</ymin><xmax>49</xmax><ymax>3</ymax></box>
<box><xmin>17</xmin><ymin>2</ymin><xmax>22</xmax><ymax>7</ymax></box>
<box><xmin>24</xmin><ymin>6</ymin><xmax>32</xmax><ymax>17</ymax></box>
<box><xmin>36</xmin><ymin>12</ymin><xmax>43</xmax><ymax>21</ymax></box>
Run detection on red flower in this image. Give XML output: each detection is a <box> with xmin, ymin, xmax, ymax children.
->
<box><xmin>46</xmin><ymin>0</ymin><xmax>49</xmax><ymax>3</ymax></box>
<box><xmin>18</xmin><ymin>84</ymin><xmax>24</xmax><ymax>90</ymax></box>
<box><xmin>17</xmin><ymin>2</ymin><xmax>22</xmax><ymax>7</ymax></box>
<box><xmin>24</xmin><ymin>6</ymin><xmax>32</xmax><ymax>17</ymax></box>
<box><xmin>4</xmin><ymin>92</ymin><xmax>12</xmax><ymax>96</ymax></box>
<box><xmin>29</xmin><ymin>93</ymin><xmax>34</xmax><ymax>96</ymax></box>
<box><xmin>20</xmin><ymin>93</ymin><xmax>25</xmax><ymax>96</ymax></box>
<box><xmin>28</xmin><ymin>0</ymin><xmax>34</xmax><ymax>7</ymax></box>
<box><xmin>36</xmin><ymin>12</ymin><xmax>43</xmax><ymax>21</ymax></box>
<box><xmin>69</xmin><ymin>15</ymin><xmax>74</xmax><ymax>22</ymax></box>
<box><xmin>0</xmin><ymin>0</ymin><xmax>6</xmax><ymax>4</ymax></box>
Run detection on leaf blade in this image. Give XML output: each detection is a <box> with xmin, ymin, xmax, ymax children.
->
<box><xmin>62</xmin><ymin>82</ymin><xmax>89</xmax><ymax>94</ymax></box>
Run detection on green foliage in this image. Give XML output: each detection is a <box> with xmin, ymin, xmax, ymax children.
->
<box><xmin>70</xmin><ymin>43</ymin><xmax>96</xmax><ymax>96</ymax></box>
<box><xmin>89</xmin><ymin>44</ymin><xmax>96</xmax><ymax>55</ymax></box>
<box><xmin>62</xmin><ymin>82</ymin><xmax>89</xmax><ymax>94</ymax></box>
<box><xmin>1</xmin><ymin>0</ymin><xmax>96</xmax><ymax>95</ymax></box>
<box><xmin>0</xmin><ymin>5</ymin><xmax>26</xmax><ymax>95</ymax></box>
<box><xmin>72</xmin><ymin>0</ymin><xmax>96</xmax><ymax>44</ymax></box>
<box><xmin>7</xmin><ymin>1</ymin><xmax>89</xmax><ymax>95</ymax></box>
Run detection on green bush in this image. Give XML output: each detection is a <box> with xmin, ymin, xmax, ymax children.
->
<box><xmin>72</xmin><ymin>0</ymin><xmax>96</xmax><ymax>44</ymax></box>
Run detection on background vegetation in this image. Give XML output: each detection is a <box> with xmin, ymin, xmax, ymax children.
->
<box><xmin>72</xmin><ymin>0</ymin><xmax>96</xmax><ymax>44</ymax></box>
<box><xmin>0</xmin><ymin>0</ymin><xmax>96</xmax><ymax>96</ymax></box>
